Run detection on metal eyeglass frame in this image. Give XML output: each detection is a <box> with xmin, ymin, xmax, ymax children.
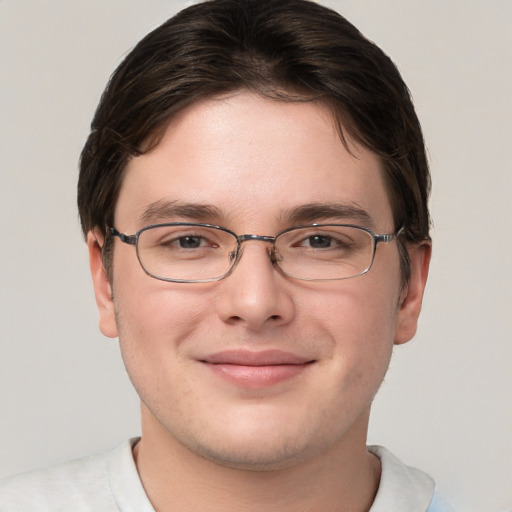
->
<box><xmin>107</xmin><ymin>223</ymin><xmax>404</xmax><ymax>283</ymax></box>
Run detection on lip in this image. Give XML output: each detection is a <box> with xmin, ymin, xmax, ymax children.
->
<box><xmin>199</xmin><ymin>349</ymin><xmax>315</xmax><ymax>389</ymax></box>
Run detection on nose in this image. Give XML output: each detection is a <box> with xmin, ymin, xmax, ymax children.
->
<box><xmin>215</xmin><ymin>241</ymin><xmax>295</xmax><ymax>331</ymax></box>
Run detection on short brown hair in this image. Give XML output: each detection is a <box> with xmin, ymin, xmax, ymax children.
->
<box><xmin>78</xmin><ymin>0</ymin><xmax>430</xmax><ymax>282</ymax></box>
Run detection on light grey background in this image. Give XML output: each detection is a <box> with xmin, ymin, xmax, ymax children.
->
<box><xmin>1</xmin><ymin>1</ymin><xmax>511</xmax><ymax>511</ymax></box>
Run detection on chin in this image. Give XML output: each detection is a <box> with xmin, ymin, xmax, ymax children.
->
<box><xmin>176</xmin><ymin>413</ymin><xmax>342</xmax><ymax>472</ymax></box>
<box><xmin>189</xmin><ymin>437</ymin><xmax>314</xmax><ymax>472</ymax></box>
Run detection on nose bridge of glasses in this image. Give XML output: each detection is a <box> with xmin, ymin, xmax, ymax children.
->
<box><xmin>237</xmin><ymin>234</ymin><xmax>276</xmax><ymax>244</ymax></box>
<box><xmin>233</xmin><ymin>234</ymin><xmax>278</xmax><ymax>263</ymax></box>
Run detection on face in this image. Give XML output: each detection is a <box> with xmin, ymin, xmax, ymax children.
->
<box><xmin>89</xmin><ymin>92</ymin><xmax>429</xmax><ymax>470</ymax></box>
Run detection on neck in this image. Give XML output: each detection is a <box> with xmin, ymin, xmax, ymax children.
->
<box><xmin>133</xmin><ymin>405</ymin><xmax>381</xmax><ymax>512</ymax></box>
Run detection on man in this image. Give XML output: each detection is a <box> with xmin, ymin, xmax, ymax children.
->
<box><xmin>0</xmin><ymin>0</ymin><xmax>452</xmax><ymax>510</ymax></box>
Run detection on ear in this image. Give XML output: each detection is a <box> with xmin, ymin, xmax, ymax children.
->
<box><xmin>87</xmin><ymin>229</ymin><xmax>118</xmax><ymax>338</ymax></box>
<box><xmin>394</xmin><ymin>241</ymin><xmax>432</xmax><ymax>345</ymax></box>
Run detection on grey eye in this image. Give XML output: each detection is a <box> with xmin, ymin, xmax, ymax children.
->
<box><xmin>178</xmin><ymin>236</ymin><xmax>203</xmax><ymax>249</ymax></box>
<box><xmin>307</xmin><ymin>235</ymin><xmax>333</xmax><ymax>249</ymax></box>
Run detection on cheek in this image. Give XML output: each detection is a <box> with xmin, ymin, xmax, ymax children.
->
<box><xmin>305</xmin><ymin>272</ymin><xmax>400</xmax><ymax>341</ymax></box>
<box><xmin>112</xmin><ymin>285</ymin><xmax>215</xmax><ymax>423</ymax></box>
<box><xmin>112</xmin><ymin>242</ymin><xmax>212</xmax><ymax>340</ymax></box>
<box><xmin>115</xmin><ymin>285</ymin><xmax>211</xmax><ymax>345</ymax></box>
<box><xmin>112</xmin><ymin>272</ymin><xmax>213</xmax><ymax>379</ymax></box>
<box><xmin>305</xmin><ymin>277</ymin><xmax>399</xmax><ymax>384</ymax></box>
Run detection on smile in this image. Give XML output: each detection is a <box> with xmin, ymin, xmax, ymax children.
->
<box><xmin>199</xmin><ymin>349</ymin><xmax>316</xmax><ymax>388</ymax></box>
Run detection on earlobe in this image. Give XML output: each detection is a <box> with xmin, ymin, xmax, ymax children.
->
<box><xmin>394</xmin><ymin>241</ymin><xmax>432</xmax><ymax>345</ymax></box>
<box><xmin>87</xmin><ymin>229</ymin><xmax>119</xmax><ymax>339</ymax></box>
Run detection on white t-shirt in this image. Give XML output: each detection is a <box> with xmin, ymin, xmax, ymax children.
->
<box><xmin>0</xmin><ymin>439</ymin><xmax>453</xmax><ymax>511</ymax></box>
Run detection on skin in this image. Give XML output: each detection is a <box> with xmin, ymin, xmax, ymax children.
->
<box><xmin>88</xmin><ymin>92</ymin><xmax>430</xmax><ymax>511</ymax></box>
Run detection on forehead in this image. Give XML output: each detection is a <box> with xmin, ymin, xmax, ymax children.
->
<box><xmin>116</xmin><ymin>92</ymin><xmax>392</xmax><ymax>231</ymax></box>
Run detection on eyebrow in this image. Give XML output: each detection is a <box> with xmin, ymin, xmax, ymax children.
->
<box><xmin>282</xmin><ymin>203</ymin><xmax>375</xmax><ymax>229</ymax></box>
<box><xmin>139</xmin><ymin>200</ymin><xmax>224</xmax><ymax>225</ymax></box>
<box><xmin>139</xmin><ymin>200</ymin><xmax>374</xmax><ymax>229</ymax></box>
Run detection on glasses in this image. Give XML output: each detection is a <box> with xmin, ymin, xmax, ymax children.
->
<box><xmin>108</xmin><ymin>223</ymin><xmax>402</xmax><ymax>283</ymax></box>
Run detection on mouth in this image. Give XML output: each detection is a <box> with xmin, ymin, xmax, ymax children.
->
<box><xmin>199</xmin><ymin>349</ymin><xmax>316</xmax><ymax>388</ymax></box>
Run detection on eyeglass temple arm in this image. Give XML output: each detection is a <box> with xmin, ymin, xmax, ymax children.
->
<box><xmin>375</xmin><ymin>226</ymin><xmax>405</xmax><ymax>244</ymax></box>
<box><xmin>108</xmin><ymin>227</ymin><xmax>137</xmax><ymax>246</ymax></box>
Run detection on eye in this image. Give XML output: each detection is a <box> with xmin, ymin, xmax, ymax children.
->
<box><xmin>155</xmin><ymin>229</ymin><xmax>221</xmax><ymax>251</ymax></box>
<box><xmin>305</xmin><ymin>234</ymin><xmax>334</xmax><ymax>249</ymax></box>
<box><xmin>162</xmin><ymin>234</ymin><xmax>219</xmax><ymax>250</ymax></box>
<box><xmin>176</xmin><ymin>235</ymin><xmax>206</xmax><ymax>249</ymax></box>
<box><xmin>296</xmin><ymin>233</ymin><xmax>350</xmax><ymax>250</ymax></box>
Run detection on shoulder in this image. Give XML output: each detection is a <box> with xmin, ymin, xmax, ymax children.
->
<box><xmin>0</xmin><ymin>438</ymin><xmax>150</xmax><ymax>512</ymax></box>
<box><xmin>368</xmin><ymin>446</ymin><xmax>455</xmax><ymax>512</ymax></box>
<box><xmin>0</xmin><ymin>451</ymin><xmax>113</xmax><ymax>511</ymax></box>
<box><xmin>427</xmin><ymin>491</ymin><xmax>456</xmax><ymax>512</ymax></box>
